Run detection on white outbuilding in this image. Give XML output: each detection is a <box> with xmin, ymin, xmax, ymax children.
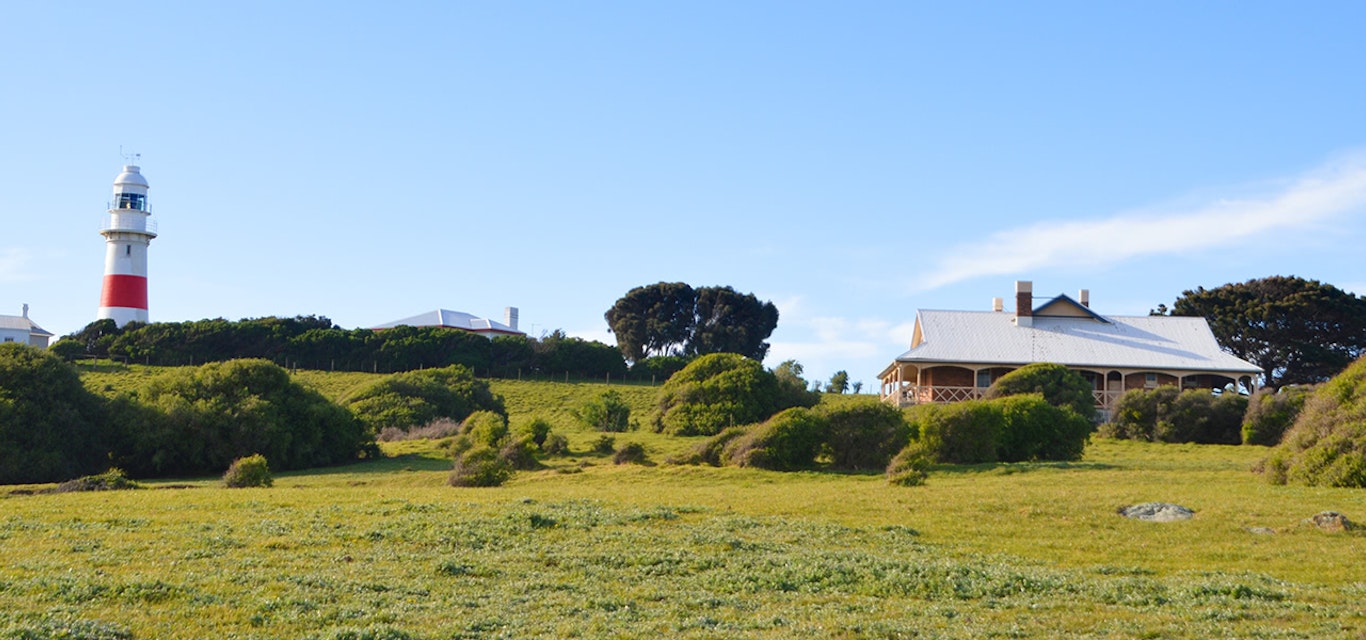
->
<box><xmin>0</xmin><ymin>305</ymin><xmax>54</xmax><ymax>348</ymax></box>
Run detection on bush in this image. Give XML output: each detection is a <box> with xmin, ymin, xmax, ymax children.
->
<box><xmin>541</xmin><ymin>433</ymin><xmax>570</xmax><ymax>456</ymax></box>
<box><xmin>1243</xmin><ymin>385</ymin><xmax>1316</xmax><ymax>446</ymax></box>
<box><xmin>343</xmin><ymin>365</ymin><xmax>504</xmax><ymax>434</ymax></box>
<box><xmin>0</xmin><ymin>343</ymin><xmax>113</xmax><ymax>484</ymax></box>
<box><xmin>498</xmin><ymin>435</ymin><xmax>541</xmax><ymax>470</ymax></box>
<box><xmin>449</xmin><ymin>445</ymin><xmax>512</xmax><ymax>487</ymax></box>
<box><xmin>591</xmin><ymin>435</ymin><xmax>617</xmax><ymax>455</ymax></box>
<box><xmin>886</xmin><ymin>445</ymin><xmax>931</xmax><ymax>486</ymax></box>
<box><xmin>613</xmin><ymin>442</ymin><xmax>649</xmax><ymax>465</ymax></box>
<box><xmin>118</xmin><ymin>359</ymin><xmax>374</xmax><ymax>477</ymax></box>
<box><xmin>52</xmin><ymin>468</ymin><xmax>140</xmax><ymax>493</ymax></box>
<box><xmin>905</xmin><ymin>400</ymin><xmax>1003</xmax><ymax>464</ymax></box>
<box><xmin>984</xmin><ymin>363</ymin><xmax>1096</xmax><ymax>421</ymax></box>
<box><xmin>223</xmin><ymin>454</ymin><xmax>273</xmax><ymax>488</ymax></box>
<box><xmin>572</xmin><ymin>390</ymin><xmax>633</xmax><ymax>432</ymax></box>
<box><xmin>378</xmin><ymin>418</ymin><xmax>462</xmax><ymax>442</ymax></box>
<box><xmin>994</xmin><ymin>394</ymin><xmax>1092</xmax><ymax>462</ymax></box>
<box><xmin>1103</xmin><ymin>387</ymin><xmax>1245</xmax><ymax>444</ymax></box>
<box><xmin>724</xmin><ymin>407</ymin><xmax>826</xmax><ymax>471</ymax></box>
<box><xmin>652</xmin><ymin>353</ymin><xmax>816</xmax><ymax>436</ymax></box>
<box><xmin>818</xmin><ymin>400</ymin><xmax>913</xmax><ymax>470</ymax></box>
<box><xmin>670</xmin><ymin>426</ymin><xmax>749</xmax><ymax>466</ymax></box>
<box><xmin>519</xmin><ymin>417</ymin><xmax>553</xmax><ymax>448</ymax></box>
<box><xmin>1263</xmin><ymin>355</ymin><xmax>1366</xmax><ymax>487</ymax></box>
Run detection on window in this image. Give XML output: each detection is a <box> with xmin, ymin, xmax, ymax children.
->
<box><xmin>3</xmin><ymin>337</ymin><xmax>12</xmax><ymax>343</ymax></box>
<box><xmin>126</xmin><ymin>245</ymin><xmax>131</xmax><ymax>256</ymax></box>
<box><xmin>1144</xmin><ymin>373</ymin><xmax>1158</xmax><ymax>387</ymax></box>
<box><xmin>976</xmin><ymin>371</ymin><xmax>992</xmax><ymax>388</ymax></box>
<box><xmin>116</xmin><ymin>193</ymin><xmax>146</xmax><ymax>210</ymax></box>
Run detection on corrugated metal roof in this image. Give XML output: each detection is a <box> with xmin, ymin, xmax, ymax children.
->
<box><xmin>0</xmin><ymin>315</ymin><xmax>52</xmax><ymax>336</ymax></box>
<box><xmin>371</xmin><ymin>309</ymin><xmax>522</xmax><ymax>335</ymax></box>
<box><xmin>893</xmin><ymin>310</ymin><xmax>1262</xmax><ymax>374</ymax></box>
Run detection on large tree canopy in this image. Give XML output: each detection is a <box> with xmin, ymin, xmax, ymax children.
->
<box><xmin>1169</xmin><ymin>276</ymin><xmax>1366</xmax><ymax>389</ymax></box>
<box><xmin>604</xmin><ymin>283</ymin><xmax>779</xmax><ymax>362</ymax></box>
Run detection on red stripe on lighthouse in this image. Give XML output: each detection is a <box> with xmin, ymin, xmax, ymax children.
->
<box><xmin>100</xmin><ymin>275</ymin><xmax>148</xmax><ymax>309</ymax></box>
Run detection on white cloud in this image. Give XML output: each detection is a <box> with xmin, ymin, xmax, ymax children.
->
<box><xmin>914</xmin><ymin>156</ymin><xmax>1366</xmax><ymax>291</ymax></box>
<box><xmin>0</xmin><ymin>248</ymin><xmax>34</xmax><ymax>283</ymax></box>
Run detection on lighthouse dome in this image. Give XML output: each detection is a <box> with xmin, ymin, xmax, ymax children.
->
<box><xmin>114</xmin><ymin>166</ymin><xmax>150</xmax><ymax>189</ymax></box>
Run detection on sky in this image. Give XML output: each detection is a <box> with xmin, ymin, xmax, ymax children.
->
<box><xmin>4</xmin><ymin>2</ymin><xmax>1366</xmax><ymax>389</ymax></box>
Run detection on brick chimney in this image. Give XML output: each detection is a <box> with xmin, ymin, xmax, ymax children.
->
<box><xmin>1015</xmin><ymin>281</ymin><xmax>1033</xmax><ymax>327</ymax></box>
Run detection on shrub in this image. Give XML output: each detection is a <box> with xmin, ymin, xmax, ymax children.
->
<box><xmin>223</xmin><ymin>454</ymin><xmax>273</xmax><ymax>488</ymax></box>
<box><xmin>670</xmin><ymin>426</ymin><xmax>749</xmax><ymax>466</ymax></box>
<box><xmin>572</xmin><ymin>390</ymin><xmax>633</xmax><ymax>432</ymax></box>
<box><xmin>1103</xmin><ymin>386</ymin><xmax>1245</xmax><ymax>444</ymax></box>
<box><xmin>591</xmin><ymin>435</ymin><xmax>617</xmax><ymax>455</ymax></box>
<box><xmin>651</xmin><ymin>353</ymin><xmax>819</xmax><ymax>436</ymax></box>
<box><xmin>541</xmin><ymin>433</ymin><xmax>570</xmax><ymax>456</ymax></box>
<box><xmin>724</xmin><ymin>407</ymin><xmax>826</xmax><ymax>471</ymax></box>
<box><xmin>905</xmin><ymin>400</ymin><xmax>1003</xmax><ymax>464</ymax></box>
<box><xmin>985</xmin><ymin>363</ymin><xmax>1096</xmax><ymax>421</ymax></box>
<box><xmin>994</xmin><ymin>394</ymin><xmax>1092</xmax><ymax>462</ymax></box>
<box><xmin>498</xmin><ymin>435</ymin><xmax>541</xmax><ymax>470</ymax></box>
<box><xmin>52</xmin><ymin>468</ymin><xmax>140</xmax><ymax>493</ymax></box>
<box><xmin>886</xmin><ymin>445</ymin><xmax>931</xmax><ymax>486</ymax></box>
<box><xmin>818</xmin><ymin>400</ymin><xmax>913</xmax><ymax>470</ymax></box>
<box><xmin>343</xmin><ymin>365</ymin><xmax>504</xmax><ymax>434</ymax></box>
<box><xmin>119</xmin><ymin>359</ymin><xmax>374</xmax><ymax>477</ymax></box>
<box><xmin>0</xmin><ymin>343</ymin><xmax>112</xmax><ymax>484</ymax></box>
<box><xmin>1263</xmin><ymin>355</ymin><xmax>1366</xmax><ymax>487</ymax></box>
<box><xmin>1243</xmin><ymin>385</ymin><xmax>1316</xmax><ymax>446</ymax></box>
<box><xmin>449</xmin><ymin>446</ymin><xmax>512</xmax><ymax>487</ymax></box>
<box><xmin>378</xmin><ymin>418</ymin><xmax>462</xmax><ymax>442</ymax></box>
<box><xmin>613</xmin><ymin>442</ymin><xmax>649</xmax><ymax>465</ymax></box>
<box><xmin>461</xmin><ymin>411</ymin><xmax>509</xmax><ymax>447</ymax></box>
<box><xmin>519</xmin><ymin>417</ymin><xmax>552</xmax><ymax>448</ymax></box>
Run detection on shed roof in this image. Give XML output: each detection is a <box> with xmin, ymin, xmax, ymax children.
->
<box><xmin>890</xmin><ymin>310</ymin><xmax>1261</xmax><ymax>375</ymax></box>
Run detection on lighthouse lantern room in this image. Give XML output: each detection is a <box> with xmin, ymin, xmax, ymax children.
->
<box><xmin>97</xmin><ymin>163</ymin><xmax>157</xmax><ymax>326</ymax></box>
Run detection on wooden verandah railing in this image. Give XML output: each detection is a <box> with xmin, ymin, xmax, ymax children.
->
<box><xmin>884</xmin><ymin>385</ymin><xmax>1125</xmax><ymax>414</ymax></box>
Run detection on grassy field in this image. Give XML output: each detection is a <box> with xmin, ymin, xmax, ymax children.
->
<box><xmin>4</xmin><ymin>369</ymin><xmax>1364</xmax><ymax>638</ymax></box>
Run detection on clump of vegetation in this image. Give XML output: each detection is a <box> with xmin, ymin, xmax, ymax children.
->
<box><xmin>223</xmin><ymin>454</ymin><xmax>273</xmax><ymax>488</ymax></box>
<box><xmin>343</xmin><ymin>365</ymin><xmax>504</xmax><ymax>434</ymax></box>
<box><xmin>722</xmin><ymin>408</ymin><xmax>826</xmax><ymax>471</ymax></box>
<box><xmin>52</xmin><ymin>468</ymin><xmax>141</xmax><ymax>493</ymax></box>
<box><xmin>120</xmin><ymin>359</ymin><xmax>375</xmax><ymax>477</ymax></box>
<box><xmin>613</xmin><ymin>442</ymin><xmax>649</xmax><ymax>465</ymax></box>
<box><xmin>1101</xmin><ymin>387</ymin><xmax>1246</xmax><ymax>444</ymax></box>
<box><xmin>902</xmin><ymin>394</ymin><xmax>1091</xmax><ymax>465</ymax></box>
<box><xmin>670</xmin><ymin>426</ymin><xmax>748</xmax><ymax>466</ymax></box>
<box><xmin>449</xmin><ymin>446</ymin><xmax>512</xmax><ymax>487</ymax></box>
<box><xmin>572</xmin><ymin>389</ymin><xmax>634</xmax><ymax>432</ymax></box>
<box><xmin>1263</xmin><ymin>356</ymin><xmax>1366</xmax><ymax>487</ymax></box>
<box><xmin>377</xmin><ymin>418</ymin><xmax>462</xmax><ymax>442</ymax></box>
<box><xmin>984</xmin><ymin>362</ymin><xmax>1096</xmax><ymax>421</ymax></box>
<box><xmin>885</xmin><ymin>446</ymin><xmax>930</xmax><ymax>486</ymax></box>
<box><xmin>817</xmin><ymin>400</ymin><xmax>913</xmax><ymax>470</ymax></box>
<box><xmin>541</xmin><ymin>433</ymin><xmax>570</xmax><ymax>456</ymax></box>
<box><xmin>0</xmin><ymin>343</ymin><xmax>112</xmax><ymax>484</ymax></box>
<box><xmin>651</xmin><ymin>353</ymin><xmax>817</xmax><ymax>436</ymax></box>
<box><xmin>591</xmin><ymin>435</ymin><xmax>617</xmax><ymax>455</ymax></box>
<box><xmin>519</xmin><ymin>417</ymin><xmax>553</xmax><ymax>448</ymax></box>
<box><xmin>1242</xmin><ymin>385</ymin><xmax>1316</xmax><ymax>446</ymax></box>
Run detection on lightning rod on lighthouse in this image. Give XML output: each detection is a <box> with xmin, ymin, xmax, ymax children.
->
<box><xmin>97</xmin><ymin>163</ymin><xmax>157</xmax><ymax>327</ymax></box>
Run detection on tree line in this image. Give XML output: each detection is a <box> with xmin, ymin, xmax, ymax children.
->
<box><xmin>52</xmin><ymin>317</ymin><xmax>628</xmax><ymax>379</ymax></box>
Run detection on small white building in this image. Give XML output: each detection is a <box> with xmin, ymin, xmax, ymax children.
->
<box><xmin>371</xmin><ymin>307</ymin><xmax>525</xmax><ymax>339</ymax></box>
<box><xmin>0</xmin><ymin>305</ymin><xmax>54</xmax><ymax>348</ymax></box>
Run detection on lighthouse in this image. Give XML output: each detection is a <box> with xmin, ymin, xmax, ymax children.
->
<box><xmin>97</xmin><ymin>164</ymin><xmax>157</xmax><ymax>326</ymax></box>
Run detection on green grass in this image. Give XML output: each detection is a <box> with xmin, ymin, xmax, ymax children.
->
<box><xmin>9</xmin><ymin>368</ymin><xmax>1360</xmax><ymax>638</ymax></box>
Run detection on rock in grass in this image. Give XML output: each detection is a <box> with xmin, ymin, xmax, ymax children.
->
<box><xmin>1305</xmin><ymin>511</ymin><xmax>1354</xmax><ymax>532</ymax></box>
<box><xmin>1119</xmin><ymin>502</ymin><xmax>1194</xmax><ymax>522</ymax></box>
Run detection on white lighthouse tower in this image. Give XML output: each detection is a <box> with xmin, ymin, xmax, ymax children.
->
<box><xmin>97</xmin><ymin>163</ymin><xmax>157</xmax><ymax>326</ymax></box>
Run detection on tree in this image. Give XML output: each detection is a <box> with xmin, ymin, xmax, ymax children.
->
<box><xmin>826</xmin><ymin>370</ymin><xmax>850</xmax><ymax>394</ymax></box>
<box><xmin>0</xmin><ymin>344</ymin><xmax>112</xmax><ymax>484</ymax></box>
<box><xmin>604</xmin><ymin>282</ymin><xmax>778</xmax><ymax>363</ymax></box>
<box><xmin>1169</xmin><ymin>276</ymin><xmax>1366</xmax><ymax>389</ymax></box>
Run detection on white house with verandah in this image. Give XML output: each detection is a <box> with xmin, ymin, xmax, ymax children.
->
<box><xmin>878</xmin><ymin>281</ymin><xmax>1263</xmax><ymax>419</ymax></box>
<box><xmin>371</xmin><ymin>307</ymin><xmax>525</xmax><ymax>339</ymax></box>
<box><xmin>0</xmin><ymin>305</ymin><xmax>54</xmax><ymax>348</ymax></box>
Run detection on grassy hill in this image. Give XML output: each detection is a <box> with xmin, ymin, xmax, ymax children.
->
<box><xmin>4</xmin><ymin>365</ymin><xmax>1360</xmax><ymax>638</ymax></box>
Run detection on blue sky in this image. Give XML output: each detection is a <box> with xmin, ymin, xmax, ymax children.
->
<box><xmin>4</xmin><ymin>2</ymin><xmax>1366</xmax><ymax>387</ymax></box>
